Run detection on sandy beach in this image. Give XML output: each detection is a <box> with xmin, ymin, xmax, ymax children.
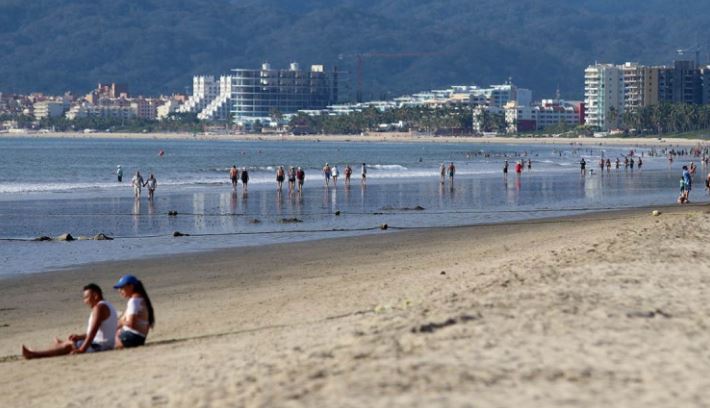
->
<box><xmin>2</xmin><ymin>130</ymin><xmax>708</xmax><ymax>147</ymax></box>
<box><xmin>1</xmin><ymin>204</ymin><xmax>710</xmax><ymax>407</ymax></box>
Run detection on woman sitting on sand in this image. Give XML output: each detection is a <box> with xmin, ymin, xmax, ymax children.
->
<box><xmin>113</xmin><ymin>275</ymin><xmax>155</xmax><ymax>348</ymax></box>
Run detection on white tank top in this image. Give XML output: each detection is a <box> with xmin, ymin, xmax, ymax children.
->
<box><xmin>88</xmin><ymin>300</ymin><xmax>118</xmax><ymax>349</ymax></box>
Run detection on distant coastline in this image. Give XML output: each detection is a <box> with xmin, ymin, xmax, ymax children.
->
<box><xmin>1</xmin><ymin>130</ymin><xmax>707</xmax><ymax>146</ymax></box>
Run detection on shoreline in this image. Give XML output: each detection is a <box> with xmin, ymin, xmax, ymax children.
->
<box><xmin>1</xmin><ymin>203</ymin><xmax>709</xmax><ymax>406</ymax></box>
<box><xmin>2</xmin><ymin>130</ymin><xmax>708</xmax><ymax>146</ymax></box>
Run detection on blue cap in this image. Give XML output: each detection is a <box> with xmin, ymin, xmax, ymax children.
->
<box><xmin>113</xmin><ymin>274</ymin><xmax>139</xmax><ymax>289</ymax></box>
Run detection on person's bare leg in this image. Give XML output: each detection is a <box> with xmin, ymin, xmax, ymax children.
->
<box><xmin>22</xmin><ymin>341</ymin><xmax>73</xmax><ymax>359</ymax></box>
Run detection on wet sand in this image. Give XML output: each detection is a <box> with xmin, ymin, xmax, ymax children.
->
<box><xmin>2</xmin><ymin>130</ymin><xmax>707</xmax><ymax>147</ymax></box>
<box><xmin>1</xmin><ymin>205</ymin><xmax>710</xmax><ymax>407</ymax></box>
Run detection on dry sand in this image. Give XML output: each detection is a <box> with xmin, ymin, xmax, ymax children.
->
<box><xmin>1</xmin><ymin>205</ymin><xmax>710</xmax><ymax>407</ymax></box>
<box><xmin>2</xmin><ymin>130</ymin><xmax>707</xmax><ymax>147</ymax></box>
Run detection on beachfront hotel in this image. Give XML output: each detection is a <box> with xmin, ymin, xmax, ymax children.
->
<box><xmin>585</xmin><ymin>60</ymin><xmax>710</xmax><ymax>130</ymax></box>
<box><xmin>584</xmin><ymin>64</ymin><xmax>624</xmax><ymax>130</ymax></box>
<box><xmin>230</xmin><ymin>63</ymin><xmax>340</xmax><ymax>125</ymax></box>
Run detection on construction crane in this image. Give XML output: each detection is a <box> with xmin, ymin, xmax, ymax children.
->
<box><xmin>340</xmin><ymin>51</ymin><xmax>444</xmax><ymax>102</ymax></box>
<box><xmin>676</xmin><ymin>44</ymin><xmax>702</xmax><ymax>66</ymax></box>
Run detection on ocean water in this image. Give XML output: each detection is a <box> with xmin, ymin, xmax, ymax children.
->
<box><xmin>0</xmin><ymin>136</ymin><xmax>704</xmax><ymax>277</ymax></box>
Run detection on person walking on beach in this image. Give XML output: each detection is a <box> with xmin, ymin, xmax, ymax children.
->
<box><xmin>331</xmin><ymin>165</ymin><xmax>339</xmax><ymax>187</ymax></box>
<box><xmin>344</xmin><ymin>164</ymin><xmax>352</xmax><ymax>185</ymax></box>
<box><xmin>361</xmin><ymin>163</ymin><xmax>367</xmax><ymax>185</ymax></box>
<box><xmin>705</xmin><ymin>171</ymin><xmax>710</xmax><ymax>195</ymax></box>
<box><xmin>241</xmin><ymin>167</ymin><xmax>249</xmax><ymax>193</ymax></box>
<box><xmin>678</xmin><ymin>176</ymin><xmax>687</xmax><ymax>204</ymax></box>
<box><xmin>580</xmin><ymin>158</ymin><xmax>586</xmax><ymax>175</ymax></box>
<box><xmin>230</xmin><ymin>165</ymin><xmax>239</xmax><ymax>191</ymax></box>
<box><xmin>323</xmin><ymin>163</ymin><xmax>332</xmax><ymax>187</ymax></box>
<box><xmin>132</xmin><ymin>171</ymin><xmax>144</xmax><ymax>198</ymax></box>
<box><xmin>22</xmin><ymin>283</ymin><xmax>118</xmax><ymax>359</ymax></box>
<box><xmin>503</xmin><ymin>160</ymin><xmax>509</xmax><ymax>176</ymax></box>
<box><xmin>117</xmin><ymin>165</ymin><xmax>123</xmax><ymax>183</ymax></box>
<box><xmin>447</xmin><ymin>162</ymin><xmax>455</xmax><ymax>184</ymax></box>
<box><xmin>682</xmin><ymin>165</ymin><xmax>692</xmax><ymax>203</ymax></box>
<box><xmin>296</xmin><ymin>167</ymin><xmax>305</xmax><ymax>192</ymax></box>
<box><xmin>439</xmin><ymin>163</ymin><xmax>446</xmax><ymax>184</ymax></box>
<box><xmin>113</xmin><ymin>275</ymin><xmax>154</xmax><ymax>349</ymax></box>
<box><xmin>276</xmin><ymin>166</ymin><xmax>285</xmax><ymax>191</ymax></box>
<box><xmin>144</xmin><ymin>173</ymin><xmax>157</xmax><ymax>201</ymax></box>
<box><xmin>287</xmin><ymin>166</ymin><xmax>296</xmax><ymax>193</ymax></box>
<box><xmin>142</xmin><ymin>172</ymin><xmax>155</xmax><ymax>197</ymax></box>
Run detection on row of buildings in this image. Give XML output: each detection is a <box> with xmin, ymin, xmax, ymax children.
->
<box><xmin>6</xmin><ymin>58</ymin><xmax>710</xmax><ymax>135</ymax></box>
<box><xmin>585</xmin><ymin>60</ymin><xmax>710</xmax><ymax>130</ymax></box>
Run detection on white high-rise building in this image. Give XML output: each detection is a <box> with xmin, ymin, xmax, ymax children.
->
<box><xmin>198</xmin><ymin>75</ymin><xmax>233</xmax><ymax>121</ymax></box>
<box><xmin>584</xmin><ymin>64</ymin><xmax>624</xmax><ymax>130</ymax></box>
<box><xmin>179</xmin><ymin>76</ymin><xmax>219</xmax><ymax>114</ymax></box>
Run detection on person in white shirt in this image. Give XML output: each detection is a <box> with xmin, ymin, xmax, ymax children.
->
<box><xmin>22</xmin><ymin>284</ymin><xmax>118</xmax><ymax>359</ymax></box>
<box><xmin>132</xmin><ymin>171</ymin><xmax>144</xmax><ymax>198</ymax></box>
<box><xmin>113</xmin><ymin>275</ymin><xmax>155</xmax><ymax>348</ymax></box>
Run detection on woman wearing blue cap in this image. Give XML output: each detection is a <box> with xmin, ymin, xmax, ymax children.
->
<box><xmin>113</xmin><ymin>275</ymin><xmax>155</xmax><ymax>348</ymax></box>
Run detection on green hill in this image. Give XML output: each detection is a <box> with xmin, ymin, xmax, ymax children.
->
<box><xmin>0</xmin><ymin>0</ymin><xmax>707</xmax><ymax>100</ymax></box>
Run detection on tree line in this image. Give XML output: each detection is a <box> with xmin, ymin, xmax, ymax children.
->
<box><xmin>613</xmin><ymin>103</ymin><xmax>710</xmax><ymax>135</ymax></box>
<box><xmin>288</xmin><ymin>106</ymin><xmax>473</xmax><ymax>135</ymax></box>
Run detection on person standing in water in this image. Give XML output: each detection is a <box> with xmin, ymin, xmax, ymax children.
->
<box><xmin>344</xmin><ymin>164</ymin><xmax>352</xmax><ymax>185</ymax></box>
<box><xmin>361</xmin><ymin>163</ymin><xmax>367</xmax><ymax>185</ymax></box>
<box><xmin>527</xmin><ymin>159</ymin><xmax>532</xmax><ymax>170</ymax></box>
<box><xmin>229</xmin><ymin>165</ymin><xmax>239</xmax><ymax>191</ymax></box>
<box><xmin>144</xmin><ymin>173</ymin><xmax>157</xmax><ymax>201</ymax></box>
<box><xmin>579</xmin><ymin>158</ymin><xmax>586</xmax><ymax>175</ymax></box>
<box><xmin>241</xmin><ymin>167</ymin><xmax>249</xmax><ymax>193</ymax></box>
<box><xmin>287</xmin><ymin>166</ymin><xmax>296</xmax><ymax>193</ymax></box>
<box><xmin>116</xmin><ymin>165</ymin><xmax>123</xmax><ymax>183</ymax></box>
<box><xmin>606</xmin><ymin>158</ymin><xmax>611</xmax><ymax>172</ymax></box>
<box><xmin>331</xmin><ymin>165</ymin><xmax>339</xmax><ymax>187</ymax></box>
<box><xmin>447</xmin><ymin>162</ymin><xmax>455</xmax><ymax>184</ymax></box>
<box><xmin>682</xmin><ymin>165</ymin><xmax>692</xmax><ymax>203</ymax></box>
<box><xmin>503</xmin><ymin>160</ymin><xmax>509</xmax><ymax>176</ymax></box>
<box><xmin>276</xmin><ymin>166</ymin><xmax>285</xmax><ymax>191</ymax></box>
<box><xmin>296</xmin><ymin>167</ymin><xmax>305</xmax><ymax>192</ymax></box>
<box><xmin>439</xmin><ymin>163</ymin><xmax>446</xmax><ymax>184</ymax></box>
<box><xmin>322</xmin><ymin>163</ymin><xmax>332</xmax><ymax>187</ymax></box>
<box><xmin>132</xmin><ymin>171</ymin><xmax>144</xmax><ymax>198</ymax></box>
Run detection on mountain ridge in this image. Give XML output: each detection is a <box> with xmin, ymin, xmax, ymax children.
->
<box><xmin>0</xmin><ymin>0</ymin><xmax>707</xmax><ymax>100</ymax></box>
